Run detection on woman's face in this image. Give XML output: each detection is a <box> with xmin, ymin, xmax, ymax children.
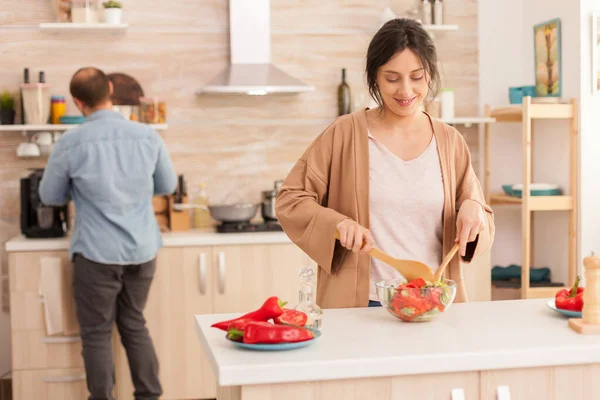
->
<box><xmin>376</xmin><ymin>49</ymin><xmax>430</xmax><ymax>118</ymax></box>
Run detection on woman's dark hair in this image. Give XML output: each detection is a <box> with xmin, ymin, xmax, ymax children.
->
<box><xmin>366</xmin><ymin>18</ymin><xmax>441</xmax><ymax>108</ymax></box>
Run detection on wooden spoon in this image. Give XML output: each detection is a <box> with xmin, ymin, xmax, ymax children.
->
<box><xmin>334</xmin><ymin>231</ymin><xmax>435</xmax><ymax>282</ymax></box>
<box><xmin>433</xmin><ymin>243</ymin><xmax>460</xmax><ymax>282</ymax></box>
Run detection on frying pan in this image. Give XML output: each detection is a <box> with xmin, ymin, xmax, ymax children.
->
<box><xmin>173</xmin><ymin>202</ymin><xmax>259</xmax><ymax>223</ymax></box>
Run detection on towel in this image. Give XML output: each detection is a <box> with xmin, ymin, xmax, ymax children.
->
<box><xmin>39</xmin><ymin>257</ymin><xmax>79</xmax><ymax>336</ymax></box>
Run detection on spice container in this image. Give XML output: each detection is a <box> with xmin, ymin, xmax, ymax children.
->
<box><xmin>157</xmin><ymin>100</ymin><xmax>167</xmax><ymax>123</ymax></box>
<box><xmin>139</xmin><ymin>97</ymin><xmax>156</xmax><ymax>123</ymax></box>
<box><xmin>440</xmin><ymin>88</ymin><xmax>455</xmax><ymax>121</ymax></box>
<box><xmin>51</xmin><ymin>96</ymin><xmax>66</xmax><ymax>124</ymax></box>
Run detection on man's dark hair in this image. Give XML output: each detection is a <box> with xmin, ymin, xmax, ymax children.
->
<box><xmin>69</xmin><ymin>67</ymin><xmax>111</xmax><ymax>108</ymax></box>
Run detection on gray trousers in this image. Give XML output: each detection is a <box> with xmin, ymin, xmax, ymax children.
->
<box><xmin>72</xmin><ymin>253</ymin><xmax>162</xmax><ymax>400</ymax></box>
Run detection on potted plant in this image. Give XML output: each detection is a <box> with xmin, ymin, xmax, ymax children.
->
<box><xmin>102</xmin><ymin>0</ymin><xmax>122</xmax><ymax>24</ymax></box>
<box><xmin>0</xmin><ymin>91</ymin><xmax>15</xmax><ymax>125</ymax></box>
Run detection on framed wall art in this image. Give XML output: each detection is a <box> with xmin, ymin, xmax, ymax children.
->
<box><xmin>592</xmin><ymin>12</ymin><xmax>600</xmax><ymax>95</ymax></box>
<box><xmin>533</xmin><ymin>18</ymin><xmax>562</xmax><ymax>98</ymax></box>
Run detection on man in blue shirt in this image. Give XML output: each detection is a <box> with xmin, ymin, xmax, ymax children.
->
<box><xmin>40</xmin><ymin>67</ymin><xmax>177</xmax><ymax>400</ymax></box>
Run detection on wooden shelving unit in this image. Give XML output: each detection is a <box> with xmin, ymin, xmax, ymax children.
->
<box><xmin>483</xmin><ymin>96</ymin><xmax>578</xmax><ymax>299</ymax></box>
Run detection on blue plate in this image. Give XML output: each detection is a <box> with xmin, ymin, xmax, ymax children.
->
<box><xmin>502</xmin><ymin>184</ymin><xmax>562</xmax><ymax>197</ymax></box>
<box><xmin>546</xmin><ymin>299</ymin><xmax>582</xmax><ymax>318</ymax></box>
<box><xmin>59</xmin><ymin>115</ymin><xmax>85</xmax><ymax>124</ymax></box>
<box><xmin>226</xmin><ymin>329</ymin><xmax>321</xmax><ymax>351</ymax></box>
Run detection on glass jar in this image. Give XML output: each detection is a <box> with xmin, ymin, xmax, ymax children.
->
<box><xmin>139</xmin><ymin>97</ymin><xmax>156</xmax><ymax>123</ymax></box>
<box><xmin>157</xmin><ymin>100</ymin><xmax>167</xmax><ymax>123</ymax></box>
<box><xmin>294</xmin><ymin>265</ymin><xmax>323</xmax><ymax>331</ymax></box>
<box><xmin>70</xmin><ymin>0</ymin><xmax>100</xmax><ymax>23</ymax></box>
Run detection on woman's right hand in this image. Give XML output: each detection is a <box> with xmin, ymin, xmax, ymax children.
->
<box><xmin>336</xmin><ymin>219</ymin><xmax>374</xmax><ymax>253</ymax></box>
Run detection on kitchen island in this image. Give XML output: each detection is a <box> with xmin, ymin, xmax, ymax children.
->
<box><xmin>195</xmin><ymin>299</ymin><xmax>600</xmax><ymax>400</ymax></box>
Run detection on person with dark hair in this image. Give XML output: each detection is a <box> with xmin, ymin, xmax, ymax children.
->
<box><xmin>276</xmin><ymin>18</ymin><xmax>495</xmax><ymax>309</ymax></box>
<box><xmin>39</xmin><ymin>66</ymin><xmax>176</xmax><ymax>400</ymax></box>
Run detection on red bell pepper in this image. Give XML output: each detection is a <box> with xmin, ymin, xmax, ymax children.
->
<box><xmin>555</xmin><ymin>276</ymin><xmax>584</xmax><ymax>312</ymax></box>
<box><xmin>211</xmin><ymin>296</ymin><xmax>287</xmax><ymax>331</ymax></box>
<box><xmin>273</xmin><ymin>309</ymin><xmax>308</xmax><ymax>326</ymax></box>
<box><xmin>228</xmin><ymin>321</ymin><xmax>314</xmax><ymax>344</ymax></box>
<box><xmin>399</xmin><ymin>278</ymin><xmax>427</xmax><ymax>289</ymax></box>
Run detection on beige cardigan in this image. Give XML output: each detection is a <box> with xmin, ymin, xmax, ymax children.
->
<box><xmin>275</xmin><ymin>109</ymin><xmax>495</xmax><ymax>308</ymax></box>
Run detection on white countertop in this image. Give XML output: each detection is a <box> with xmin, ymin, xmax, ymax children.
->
<box><xmin>5</xmin><ymin>229</ymin><xmax>292</xmax><ymax>252</ymax></box>
<box><xmin>195</xmin><ymin>299</ymin><xmax>600</xmax><ymax>387</ymax></box>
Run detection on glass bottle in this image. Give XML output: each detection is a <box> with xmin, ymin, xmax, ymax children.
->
<box><xmin>192</xmin><ymin>183</ymin><xmax>211</xmax><ymax>229</ymax></box>
<box><xmin>421</xmin><ymin>0</ymin><xmax>432</xmax><ymax>25</ymax></box>
<box><xmin>432</xmin><ymin>0</ymin><xmax>443</xmax><ymax>25</ymax></box>
<box><xmin>295</xmin><ymin>265</ymin><xmax>323</xmax><ymax>330</ymax></box>
<box><xmin>337</xmin><ymin>68</ymin><xmax>351</xmax><ymax>116</ymax></box>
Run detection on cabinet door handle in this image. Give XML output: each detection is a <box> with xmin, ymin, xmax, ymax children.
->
<box><xmin>497</xmin><ymin>385</ymin><xmax>511</xmax><ymax>400</ymax></box>
<box><xmin>217</xmin><ymin>252</ymin><xmax>226</xmax><ymax>294</ymax></box>
<box><xmin>40</xmin><ymin>336</ymin><xmax>80</xmax><ymax>344</ymax></box>
<box><xmin>198</xmin><ymin>252</ymin><xmax>207</xmax><ymax>295</ymax></box>
<box><xmin>42</xmin><ymin>374</ymin><xmax>86</xmax><ymax>383</ymax></box>
<box><xmin>451</xmin><ymin>388</ymin><xmax>465</xmax><ymax>400</ymax></box>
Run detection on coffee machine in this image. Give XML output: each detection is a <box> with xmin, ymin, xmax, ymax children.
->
<box><xmin>20</xmin><ymin>169</ymin><xmax>69</xmax><ymax>238</ymax></box>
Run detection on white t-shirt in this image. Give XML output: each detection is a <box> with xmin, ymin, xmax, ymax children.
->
<box><xmin>368</xmin><ymin>131</ymin><xmax>445</xmax><ymax>301</ymax></box>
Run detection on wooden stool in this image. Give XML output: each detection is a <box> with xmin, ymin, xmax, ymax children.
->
<box><xmin>569</xmin><ymin>253</ymin><xmax>600</xmax><ymax>334</ymax></box>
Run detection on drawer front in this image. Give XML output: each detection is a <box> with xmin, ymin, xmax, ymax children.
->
<box><xmin>9</xmin><ymin>252</ymin><xmax>70</xmax><ymax>293</ymax></box>
<box><xmin>480</xmin><ymin>367</ymin><xmax>552</xmax><ymax>400</ymax></box>
<box><xmin>13</xmin><ymin>368</ymin><xmax>88</xmax><ymax>400</ymax></box>
<box><xmin>10</xmin><ymin>291</ymin><xmax>45</xmax><ymax>331</ymax></box>
<box><xmin>12</xmin><ymin>330</ymin><xmax>83</xmax><ymax>371</ymax></box>
<box><xmin>9</xmin><ymin>252</ymin><xmax>79</xmax><ymax>335</ymax></box>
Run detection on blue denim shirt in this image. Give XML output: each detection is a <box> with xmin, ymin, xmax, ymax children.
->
<box><xmin>39</xmin><ymin>109</ymin><xmax>177</xmax><ymax>264</ymax></box>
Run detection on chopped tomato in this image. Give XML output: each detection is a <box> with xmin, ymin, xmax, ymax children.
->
<box><xmin>273</xmin><ymin>309</ymin><xmax>308</xmax><ymax>327</ymax></box>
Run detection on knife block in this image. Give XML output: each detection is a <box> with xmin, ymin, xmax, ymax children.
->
<box><xmin>168</xmin><ymin>195</ymin><xmax>190</xmax><ymax>232</ymax></box>
<box><xmin>569</xmin><ymin>253</ymin><xmax>600</xmax><ymax>334</ymax></box>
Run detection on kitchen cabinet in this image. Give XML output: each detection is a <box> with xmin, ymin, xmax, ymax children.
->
<box><xmin>389</xmin><ymin>371</ymin><xmax>479</xmax><ymax>399</ymax></box>
<box><xmin>480</xmin><ymin>365</ymin><xmax>600</xmax><ymax>400</ymax></box>
<box><xmin>222</xmin><ymin>372</ymin><xmax>480</xmax><ymax>400</ymax></box>
<box><xmin>8</xmin><ymin>241</ymin><xmax>312</xmax><ymax>400</ymax></box>
<box><xmin>219</xmin><ymin>365</ymin><xmax>600</xmax><ymax>400</ymax></box>
<box><xmin>113</xmin><ymin>243</ymin><xmax>311</xmax><ymax>400</ymax></box>
<box><xmin>9</xmin><ymin>251</ymin><xmax>85</xmax><ymax>399</ymax></box>
<box><xmin>212</xmin><ymin>243</ymin><xmax>311</xmax><ymax>313</ymax></box>
<box><xmin>114</xmin><ymin>246</ymin><xmax>216</xmax><ymax>400</ymax></box>
<box><xmin>480</xmin><ymin>367</ymin><xmax>553</xmax><ymax>400</ymax></box>
<box><xmin>12</xmin><ymin>368</ymin><xmax>88</xmax><ymax>400</ymax></box>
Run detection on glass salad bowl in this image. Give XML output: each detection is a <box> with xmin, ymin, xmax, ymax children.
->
<box><xmin>375</xmin><ymin>278</ymin><xmax>457</xmax><ymax>322</ymax></box>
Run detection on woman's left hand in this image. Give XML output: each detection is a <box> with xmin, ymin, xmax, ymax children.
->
<box><xmin>456</xmin><ymin>200</ymin><xmax>487</xmax><ymax>257</ymax></box>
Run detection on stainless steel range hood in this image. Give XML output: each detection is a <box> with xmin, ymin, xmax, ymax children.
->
<box><xmin>197</xmin><ymin>0</ymin><xmax>314</xmax><ymax>96</ymax></box>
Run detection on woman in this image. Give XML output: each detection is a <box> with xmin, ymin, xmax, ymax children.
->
<box><xmin>275</xmin><ymin>18</ymin><xmax>495</xmax><ymax>308</ymax></box>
